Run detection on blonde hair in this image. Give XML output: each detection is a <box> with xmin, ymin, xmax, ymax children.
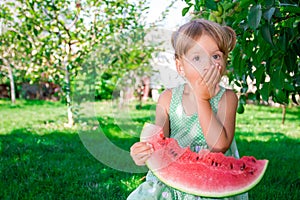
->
<box><xmin>171</xmin><ymin>19</ymin><xmax>236</xmax><ymax>61</ymax></box>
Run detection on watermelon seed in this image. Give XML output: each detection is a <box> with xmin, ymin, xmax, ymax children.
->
<box><xmin>230</xmin><ymin>163</ymin><xmax>233</xmax><ymax>169</ymax></box>
<box><xmin>196</xmin><ymin>156</ymin><xmax>199</xmax><ymax>161</ymax></box>
<box><xmin>251</xmin><ymin>158</ymin><xmax>256</xmax><ymax>163</ymax></box>
<box><xmin>168</xmin><ymin>149</ymin><xmax>178</xmax><ymax>157</ymax></box>
<box><xmin>240</xmin><ymin>163</ymin><xmax>246</xmax><ymax>171</ymax></box>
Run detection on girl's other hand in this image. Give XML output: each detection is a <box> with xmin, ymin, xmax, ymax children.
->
<box><xmin>130</xmin><ymin>142</ymin><xmax>154</xmax><ymax>166</ymax></box>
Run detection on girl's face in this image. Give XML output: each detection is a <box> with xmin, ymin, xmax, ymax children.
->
<box><xmin>176</xmin><ymin>34</ymin><xmax>225</xmax><ymax>82</ymax></box>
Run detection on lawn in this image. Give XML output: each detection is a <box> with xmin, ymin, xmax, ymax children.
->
<box><xmin>0</xmin><ymin>99</ymin><xmax>299</xmax><ymax>199</ymax></box>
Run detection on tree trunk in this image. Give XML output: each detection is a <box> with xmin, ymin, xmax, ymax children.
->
<box><xmin>6</xmin><ymin>62</ymin><xmax>16</xmax><ymax>104</ymax></box>
<box><xmin>65</xmin><ymin>66</ymin><xmax>74</xmax><ymax>127</ymax></box>
<box><xmin>281</xmin><ymin>105</ymin><xmax>286</xmax><ymax>125</ymax></box>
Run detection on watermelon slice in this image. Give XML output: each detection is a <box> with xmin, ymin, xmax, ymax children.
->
<box><xmin>140</xmin><ymin>123</ymin><xmax>268</xmax><ymax>198</ymax></box>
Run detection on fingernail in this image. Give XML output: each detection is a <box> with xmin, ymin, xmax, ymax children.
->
<box><xmin>147</xmin><ymin>142</ymin><xmax>153</xmax><ymax>148</ymax></box>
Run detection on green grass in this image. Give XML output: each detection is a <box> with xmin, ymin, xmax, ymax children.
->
<box><xmin>0</xmin><ymin>99</ymin><xmax>299</xmax><ymax>199</ymax></box>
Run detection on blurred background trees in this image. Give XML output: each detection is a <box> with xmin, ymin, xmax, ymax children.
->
<box><xmin>1</xmin><ymin>0</ymin><xmax>299</xmax><ymax>125</ymax></box>
<box><xmin>0</xmin><ymin>0</ymin><xmax>154</xmax><ymax>126</ymax></box>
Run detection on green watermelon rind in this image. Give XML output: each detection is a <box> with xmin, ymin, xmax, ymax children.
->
<box><xmin>141</xmin><ymin>123</ymin><xmax>269</xmax><ymax>198</ymax></box>
<box><xmin>146</xmin><ymin>159</ymin><xmax>268</xmax><ymax>198</ymax></box>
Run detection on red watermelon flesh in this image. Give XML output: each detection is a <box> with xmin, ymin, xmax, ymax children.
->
<box><xmin>140</xmin><ymin>123</ymin><xmax>268</xmax><ymax>198</ymax></box>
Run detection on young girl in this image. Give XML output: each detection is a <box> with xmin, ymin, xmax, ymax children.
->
<box><xmin>128</xmin><ymin>19</ymin><xmax>248</xmax><ymax>200</ymax></box>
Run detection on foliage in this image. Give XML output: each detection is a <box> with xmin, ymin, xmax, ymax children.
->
<box><xmin>81</xmin><ymin>4</ymin><xmax>155</xmax><ymax>101</ymax></box>
<box><xmin>0</xmin><ymin>0</ymin><xmax>154</xmax><ymax>124</ymax></box>
<box><xmin>182</xmin><ymin>0</ymin><xmax>300</xmax><ymax>111</ymax></box>
<box><xmin>0</xmin><ymin>99</ymin><xmax>299</xmax><ymax>199</ymax></box>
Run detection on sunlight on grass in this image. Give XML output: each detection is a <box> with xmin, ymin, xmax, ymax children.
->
<box><xmin>0</xmin><ymin>99</ymin><xmax>299</xmax><ymax>199</ymax></box>
<box><xmin>236</xmin><ymin>104</ymin><xmax>300</xmax><ymax>142</ymax></box>
<box><xmin>82</xmin><ymin>100</ymin><xmax>156</xmax><ymax>139</ymax></box>
<box><xmin>120</xmin><ymin>175</ymin><xmax>146</xmax><ymax>192</ymax></box>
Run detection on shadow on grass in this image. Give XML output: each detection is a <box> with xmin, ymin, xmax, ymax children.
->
<box><xmin>236</xmin><ymin>131</ymin><xmax>300</xmax><ymax>200</ymax></box>
<box><xmin>22</xmin><ymin>99</ymin><xmax>63</xmax><ymax>107</ymax></box>
<box><xmin>1</xmin><ymin>127</ymin><xmax>299</xmax><ymax>199</ymax></box>
<box><xmin>95</xmin><ymin>115</ymin><xmax>152</xmax><ymax>149</ymax></box>
<box><xmin>0</xmin><ymin>128</ymin><xmax>145</xmax><ymax>200</ymax></box>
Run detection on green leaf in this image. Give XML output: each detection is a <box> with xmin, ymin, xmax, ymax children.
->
<box><xmin>260</xmin><ymin>82</ymin><xmax>271</xmax><ymax>102</ymax></box>
<box><xmin>248</xmin><ymin>4</ymin><xmax>262</xmax><ymax>30</ymax></box>
<box><xmin>280</xmin><ymin>5</ymin><xmax>300</xmax><ymax>14</ymax></box>
<box><xmin>284</xmin><ymin>49</ymin><xmax>297</xmax><ymax>72</ymax></box>
<box><xmin>33</xmin><ymin>28</ymin><xmax>39</xmax><ymax>36</ymax></box>
<box><xmin>263</xmin><ymin>7</ymin><xmax>275</xmax><ymax>23</ymax></box>
<box><xmin>239</xmin><ymin>94</ymin><xmax>247</xmax><ymax>104</ymax></box>
<box><xmin>283</xmin><ymin>82</ymin><xmax>295</xmax><ymax>91</ymax></box>
<box><xmin>272</xmin><ymin>69</ymin><xmax>284</xmax><ymax>89</ymax></box>
<box><xmin>265</xmin><ymin>0</ymin><xmax>275</xmax><ymax>8</ymax></box>
<box><xmin>274</xmin><ymin>89</ymin><xmax>289</xmax><ymax>104</ymax></box>
<box><xmin>182</xmin><ymin>6</ymin><xmax>191</xmax><ymax>16</ymax></box>
<box><xmin>279</xmin><ymin>30</ymin><xmax>287</xmax><ymax>52</ymax></box>
<box><xmin>237</xmin><ymin>100</ymin><xmax>245</xmax><ymax>114</ymax></box>
<box><xmin>253</xmin><ymin>66</ymin><xmax>265</xmax><ymax>86</ymax></box>
<box><xmin>194</xmin><ymin>0</ymin><xmax>202</xmax><ymax>11</ymax></box>
<box><xmin>232</xmin><ymin>51</ymin><xmax>242</xmax><ymax>76</ymax></box>
<box><xmin>205</xmin><ymin>0</ymin><xmax>217</xmax><ymax>11</ymax></box>
<box><xmin>261</xmin><ymin>23</ymin><xmax>274</xmax><ymax>46</ymax></box>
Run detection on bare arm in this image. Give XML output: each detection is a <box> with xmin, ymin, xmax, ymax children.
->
<box><xmin>196</xmin><ymin>89</ymin><xmax>237</xmax><ymax>152</ymax></box>
<box><xmin>155</xmin><ymin>89</ymin><xmax>172</xmax><ymax>137</ymax></box>
<box><xmin>188</xmin><ymin>62</ymin><xmax>237</xmax><ymax>152</ymax></box>
<box><xmin>130</xmin><ymin>89</ymin><xmax>172</xmax><ymax>166</ymax></box>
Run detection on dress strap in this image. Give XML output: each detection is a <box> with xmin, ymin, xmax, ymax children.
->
<box><xmin>169</xmin><ymin>84</ymin><xmax>184</xmax><ymax>116</ymax></box>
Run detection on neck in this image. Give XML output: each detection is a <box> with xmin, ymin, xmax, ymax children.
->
<box><xmin>183</xmin><ymin>83</ymin><xmax>197</xmax><ymax>101</ymax></box>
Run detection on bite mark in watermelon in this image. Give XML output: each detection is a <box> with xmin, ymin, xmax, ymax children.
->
<box><xmin>140</xmin><ymin>123</ymin><xmax>268</xmax><ymax>198</ymax></box>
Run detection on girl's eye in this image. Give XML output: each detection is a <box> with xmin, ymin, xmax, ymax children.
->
<box><xmin>212</xmin><ymin>54</ymin><xmax>221</xmax><ymax>60</ymax></box>
<box><xmin>193</xmin><ymin>56</ymin><xmax>200</xmax><ymax>62</ymax></box>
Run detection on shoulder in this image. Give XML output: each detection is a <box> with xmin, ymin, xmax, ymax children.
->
<box><xmin>157</xmin><ymin>89</ymin><xmax>172</xmax><ymax>108</ymax></box>
<box><xmin>224</xmin><ymin>89</ymin><xmax>238</xmax><ymax>101</ymax></box>
<box><xmin>156</xmin><ymin>88</ymin><xmax>173</xmax><ymax>115</ymax></box>
<box><xmin>220</xmin><ymin>89</ymin><xmax>238</xmax><ymax>108</ymax></box>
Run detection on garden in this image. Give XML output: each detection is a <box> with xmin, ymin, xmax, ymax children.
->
<box><xmin>0</xmin><ymin>0</ymin><xmax>299</xmax><ymax>199</ymax></box>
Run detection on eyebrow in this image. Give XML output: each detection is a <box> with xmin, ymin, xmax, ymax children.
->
<box><xmin>210</xmin><ymin>48</ymin><xmax>221</xmax><ymax>53</ymax></box>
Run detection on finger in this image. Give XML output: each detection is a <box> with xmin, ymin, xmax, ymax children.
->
<box><xmin>135</xmin><ymin>154</ymin><xmax>152</xmax><ymax>166</ymax></box>
<box><xmin>203</xmin><ymin>65</ymin><xmax>214</xmax><ymax>80</ymax></box>
<box><xmin>211</xmin><ymin>66</ymin><xmax>221</xmax><ymax>86</ymax></box>
<box><xmin>134</xmin><ymin>147</ymin><xmax>154</xmax><ymax>158</ymax></box>
<box><xmin>202</xmin><ymin>65</ymin><xmax>215</xmax><ymax>86</ymax></box>
<box><xmin>194</xmin><ymin>72</ymin><xmax>205</xmax><ymax>87</ymax></box>
<box><xmin>131</xmin><ymin>143</ymin><xmax>153</xmax><ymax>156</ymax></box>
<box><xmin>130</xmin><ymin>142</ymin><xmax>152</xmax><ymax>152</ymax></box>
<box><xmin>133</xmin><ymin>149</ymin><xmax>153</xmax><ymax>166</ymax></box>
<box><xmin>206</xmin><ymin>65</ymin><xmax>220</xmax><ymax>86</ymax></box>
<box><xmin>138</xmin><ymin>152</ymin><xmax>153</xmax><ymax>161</ymax></box>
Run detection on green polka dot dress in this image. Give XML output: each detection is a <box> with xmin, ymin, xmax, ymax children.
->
<box><xmin>127</xmin><ymin>84</ymin><xmax>248</xmax><ymax>200</ymax></box>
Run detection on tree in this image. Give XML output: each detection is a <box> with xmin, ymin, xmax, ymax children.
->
<box><xmin>181</xmin><ymin>0</ymin><xmax>300</xmax><ymax>118</ymax></box>
<box><xmin>0</xmin><ymin>3</ymin><xmax>16</xmax><ymax>104</ymax></box>
<box><xmin>0</xmin><ymin>0</ymin><xmax>153</xmax><ymax>126</ymax></box>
